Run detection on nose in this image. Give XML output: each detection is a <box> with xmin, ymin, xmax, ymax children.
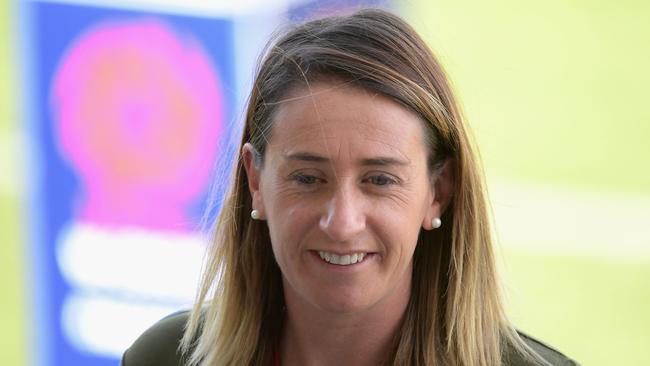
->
<box><xmin>319</xmin><ymin>183</ymin><xmax>366</xmax><ymax>242</ymax></box>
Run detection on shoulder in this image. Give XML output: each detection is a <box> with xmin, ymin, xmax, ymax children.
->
<box><xmin>503</xmin><ymin>331</ymin><xmax>580</xmax><ymax>366</ymax></box>
<box><xmin>121</xmin><ymin>311</ymin><xmax>190</xmax><ymax>366</ymax></box>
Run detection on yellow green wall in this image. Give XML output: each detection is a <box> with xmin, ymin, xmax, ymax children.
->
<box><xmin>404</xmin><ymin>0</ymin><xmax>650</xmax><ymax>192</ymax></box>
<box><xmin>0</xmin><ymin>0</ymin><xmax>26</xmax><ymax>364</ymax></box>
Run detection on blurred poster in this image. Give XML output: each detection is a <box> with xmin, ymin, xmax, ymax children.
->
<box><xmin>22</xmin><ymin>0</ymin><xmax>387</xmax><ymax>365</ymax></box>
<box><xmin>289</xmin><ymin>0</ymin><xmax>387</xmax><ymax>19</ymax></box>
<box><xmin>25</xmin><ymin>2</ymin><xmax>235</xmax><ymax>365</ymax></box>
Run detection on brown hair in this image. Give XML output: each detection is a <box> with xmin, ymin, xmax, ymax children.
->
<box><xmin>182</xmin><ymin>8</ymin><xmax>534</xmax><ymax>366</ymax></box>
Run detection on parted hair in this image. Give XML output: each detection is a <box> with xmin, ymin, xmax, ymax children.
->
<box><xmin>181</xmin><ymin>8</ymin><xmax>535</xmax><ymax>366</ymax></box>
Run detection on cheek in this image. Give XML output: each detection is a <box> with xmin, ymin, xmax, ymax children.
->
<box><xmin>371</xmin><ymin>197</ymin><xmax>427</xmax><ymax>257</ymax></box>
<box><xmin>384</xmin><ymin>219</ymin><xmax>421</xmax><ymax>259</ymax></box>
<box><xmin>265</xmin><ymin>197</ymin><xmax>318</xmax><ymax>258</ymax></box>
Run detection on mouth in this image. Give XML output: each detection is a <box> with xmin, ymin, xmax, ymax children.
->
<box><xmin>317</xmin><ymin>251</ymin><xmax>370</xmax><ymax>266</ymax></box>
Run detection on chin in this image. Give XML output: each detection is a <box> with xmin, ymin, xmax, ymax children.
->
<box><xmin>307</xmin><ymin>287</ymin><xmax>376</xmax><ymax>314</ymax></box>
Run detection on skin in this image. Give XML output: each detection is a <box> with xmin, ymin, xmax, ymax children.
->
<box><xmin>243</xmin><ymin>81</ymin><xmax>454</xmax><ymax>366</ymax></box>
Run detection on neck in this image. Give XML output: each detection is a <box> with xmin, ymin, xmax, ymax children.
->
<box><xmin>279</xmin><ymin>281</ymin><xmax>410</xmax><ymax>366</ymax></box>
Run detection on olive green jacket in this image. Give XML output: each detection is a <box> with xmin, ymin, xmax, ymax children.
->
<box><xmin>121</xmin><ymin>311</ymin><xmax>579</xmax><ymax>366</ymax></box>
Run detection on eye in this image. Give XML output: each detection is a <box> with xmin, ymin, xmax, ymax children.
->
<box><xmin>292</xmin><ymin>173</ymin><xmax>319</xmax><ymax>185</ymax></box>
<box><xmin>366</xmin><ymin>174</ymin><xmax>397</xmax><ymax>186</ymax></box>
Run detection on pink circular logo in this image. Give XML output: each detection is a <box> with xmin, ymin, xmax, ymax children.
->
<box><xmin>52</xmin><ymin>18</ymin><xmax>224</xmax><ymax>231</ymax></box>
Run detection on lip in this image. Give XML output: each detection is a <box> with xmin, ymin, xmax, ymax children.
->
<box><xmin>308</xmin><ymin>250</ymin><xmax>376</xmax><ymax>271</ymax></box>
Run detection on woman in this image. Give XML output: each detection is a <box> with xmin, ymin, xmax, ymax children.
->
<box><xmin>122</xmin><ymin>8</ymin><xmax>578</xmax><ymax>366</ymax></box>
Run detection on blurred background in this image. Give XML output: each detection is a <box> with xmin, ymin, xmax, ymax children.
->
<box><xmin>1</xmin><ymin>0</ymin><xmax>648</xmax><ymax>365</ymax></box>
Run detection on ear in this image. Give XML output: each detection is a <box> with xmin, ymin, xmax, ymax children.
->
<box><xmin>423</xmin><ymin>158</ymin><xmax>455</xmax><ymax>230</ymax></box>
<box><xmin>242</xmin><ymin>143</ymin><xmax>265</xmax><ymax>220</ymax></box>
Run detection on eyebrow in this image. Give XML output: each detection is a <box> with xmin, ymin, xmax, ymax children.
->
<box><xmin>360</xmin><ymin>157</ymin><xmax>409</xmax><ymax>166</ymax></box>
<box><xmin>284</xmin><ymin>152</ymin><xmax>409</xmax><ymax>166</ymax></box>
<box><xmin>285</xmin><ymin>152</ymin><xmax>329</xmax><ymax>163</ymax></box>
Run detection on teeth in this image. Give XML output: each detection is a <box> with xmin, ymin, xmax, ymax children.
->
<box><xmin>318</xmin><ymin>251</ymin><xmax>368</xmax><ymax>266</ymax></box>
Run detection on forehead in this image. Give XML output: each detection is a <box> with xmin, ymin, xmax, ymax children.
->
<box><xmin>267</xmin><ymin>82</ymin><xmax>428</xmax><ymax>160</ymax></box>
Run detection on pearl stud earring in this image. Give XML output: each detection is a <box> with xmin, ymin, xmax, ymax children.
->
<box><xmin>251</xmin><ymin>210</ymin><xmax>260</xmax><ymax>220</ymax></box>
<box><xmin>432</xmin><ymin>217</ymin><xmax>442</xmax><ymax>229</ymax></box>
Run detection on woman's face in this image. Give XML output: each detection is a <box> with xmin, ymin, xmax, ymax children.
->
<box><xmin>244</xmin><ymin>81</ymin><xmax>445</xmax><ymax>315</ymax></box>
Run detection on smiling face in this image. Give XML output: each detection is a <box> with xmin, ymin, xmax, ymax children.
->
<box><xmin>244</xmin><ymin>81</ymin><xmax>444</xmax><ymax>315</ymax></box>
